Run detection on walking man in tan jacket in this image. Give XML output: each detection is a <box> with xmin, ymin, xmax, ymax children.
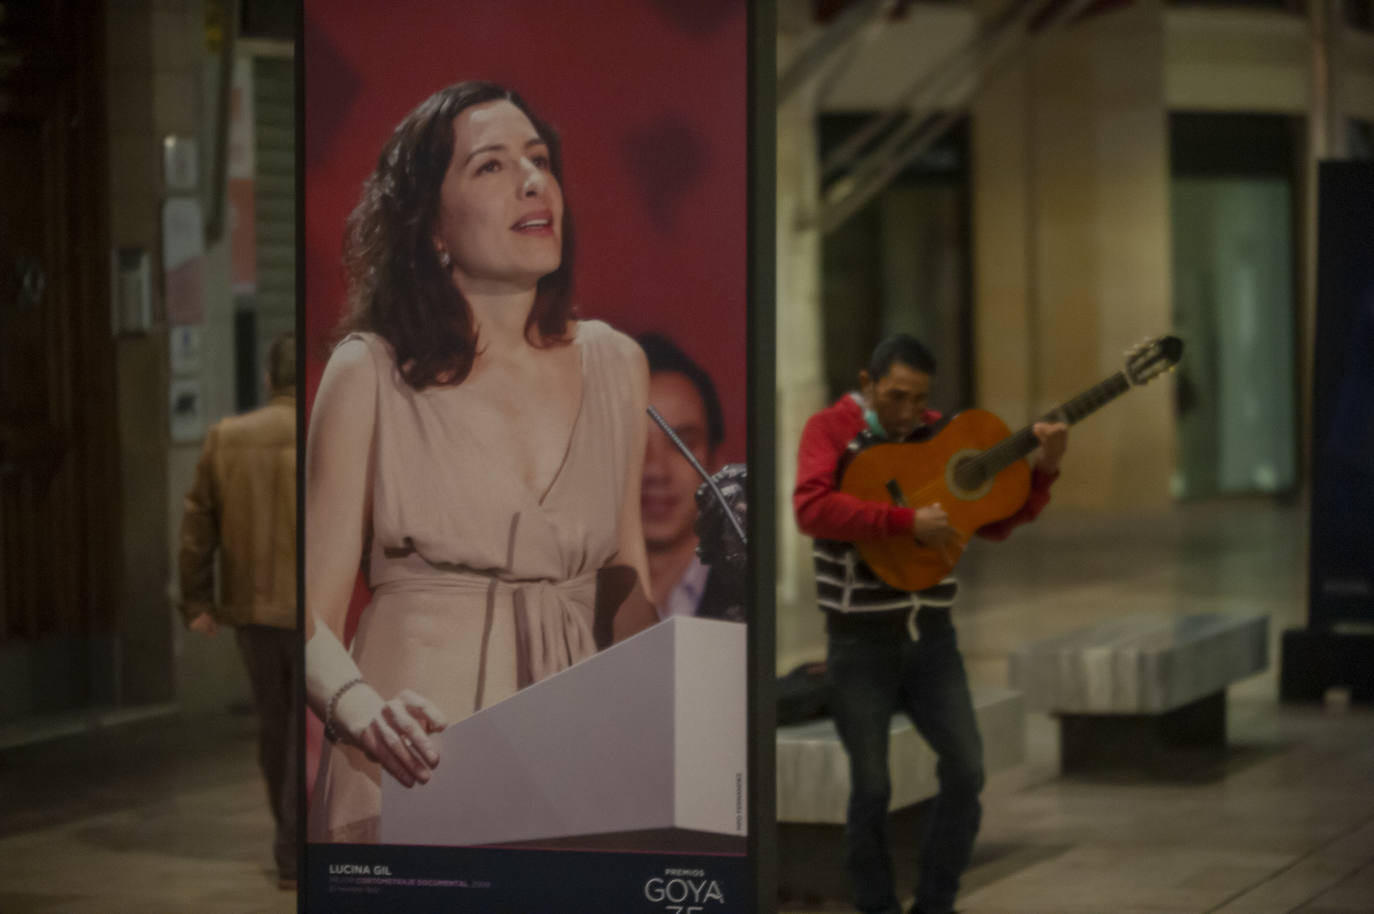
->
<box><xmin>178</xmin><ymin>332</ymin><xmax>298</xmax><ymax>889</ymax></box>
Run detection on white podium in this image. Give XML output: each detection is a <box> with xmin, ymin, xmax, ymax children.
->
<box><xmin>380</xmin><ymin>616</ymin><xmax>747</xmax><ymax>848</ymax></box>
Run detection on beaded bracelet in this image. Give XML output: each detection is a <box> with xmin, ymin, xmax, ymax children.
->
<box><xmin>323</xmin><ymin>676</ymin><xmax>365</xmax><ymax>744</ymax></box>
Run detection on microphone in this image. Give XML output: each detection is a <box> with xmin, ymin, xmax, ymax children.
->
<box><xmin>645</xmin><ymin>406</ymin><xmax>747</xmax><ymax>547</ymax></box>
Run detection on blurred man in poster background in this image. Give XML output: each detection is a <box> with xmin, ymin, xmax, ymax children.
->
<box><xmin>638</xmin><ymin>333</ymin><xmax>745</xmax><ymax>622</ymax></box>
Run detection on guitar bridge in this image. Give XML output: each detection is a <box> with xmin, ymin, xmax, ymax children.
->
<box><xmin>885</xmin><ymin>479</ymin><xmax>909</xmax><ymax>507</ymax></box>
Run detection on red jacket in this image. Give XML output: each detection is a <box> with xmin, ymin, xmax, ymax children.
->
<box><xmin>793</xmin><ymin>393</ymin><xmax>1057</xmax><ymax>543</ymax></box>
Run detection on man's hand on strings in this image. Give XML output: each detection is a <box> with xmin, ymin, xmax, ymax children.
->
<box><xmin>913</xmin><ymin>502</ymin><xmax>961</xmax><ymax>562</ymax></box>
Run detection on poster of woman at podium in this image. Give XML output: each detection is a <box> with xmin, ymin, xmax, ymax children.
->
<box><xmin>301</xmin><ymin>2</ymin><xmax>752</xmax><ymax>911</ymax></box>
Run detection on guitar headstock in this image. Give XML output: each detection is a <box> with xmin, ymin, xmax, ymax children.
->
<box><xmin>1123</xmin><ymin>335</ymin><xmax>1184</xmax><ymax>386</ymax></box>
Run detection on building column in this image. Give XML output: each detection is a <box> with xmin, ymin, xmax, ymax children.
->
<box><xmin>972</xmin><ymin>0</ymin><xmax>1176</xmax><ymax>510</ymax></box>
<box><xmin>775</xmin><ymin>7</ymin><xmax>830</xmax><ymax>669</ymax></box>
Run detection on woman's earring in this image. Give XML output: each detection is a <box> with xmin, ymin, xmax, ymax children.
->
<box><xmin>437</xmin><ymin>249</ymin><xmax>452</xmax><ymax>269</ymax></box>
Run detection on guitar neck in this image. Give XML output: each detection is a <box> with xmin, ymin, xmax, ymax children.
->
<box><xmin>978</xmin><ymin>371</ymin><xmax>1132</xmax><ymax>476</ymax></box>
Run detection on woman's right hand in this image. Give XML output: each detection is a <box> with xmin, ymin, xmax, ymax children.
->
<box><xmin>334</xmin><ymin>684</ymin><xmax>448</xmax><ymax>788</ymax></box>
<box><xmin>308</xmin><ymin>342</ymin><xmax>447</xmax><ymax>788</ymax></box>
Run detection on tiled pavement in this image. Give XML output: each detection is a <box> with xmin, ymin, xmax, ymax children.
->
<box><xmin>2</xmin><ymin>500</ymin><xmax>1371</xmax><ymax>913</ymax></box>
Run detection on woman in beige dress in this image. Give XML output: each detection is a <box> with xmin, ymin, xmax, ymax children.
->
<box><xmin>305</xmin><ymin>81</ymin><xmax>657</xmax><ymax>843</ymax></box>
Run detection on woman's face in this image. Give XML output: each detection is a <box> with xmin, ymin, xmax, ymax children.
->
<box><xmin>432</xmin><ymin>99</ymin><xmax>564</xmax><ymax>295</ymax></box>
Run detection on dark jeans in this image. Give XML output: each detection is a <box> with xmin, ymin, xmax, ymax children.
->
<box><xmin>826</xmin><ymin>608</ymin><xmax>984</xmax><ymax>914</ymax></box>
<box><xmin>235</xmin><ymin>623</ymin><xmax>299</xmax><ymax>880</ymax></box>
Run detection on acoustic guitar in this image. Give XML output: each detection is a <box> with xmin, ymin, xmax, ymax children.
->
<box><xmin>839</xmin><ymin>335</ymin><xmax>1184</xmax><ymax>592</ymax></box>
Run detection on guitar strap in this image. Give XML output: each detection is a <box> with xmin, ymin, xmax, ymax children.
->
<box><xmin>837</xmin><ymin>427</ymin><xmax>882</xmax><ymax>484</ymax></box>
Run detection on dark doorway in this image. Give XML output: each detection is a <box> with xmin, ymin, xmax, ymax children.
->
<box><xmin>818</xmin><ymin>115</ymin><xmax>974</xmax><ymax>413</ymax></box>
<box><xmin>1169</xmin><ymin>113</ymin><xmax>1301</xmax><ymax>499</ymax></box>
<box><xmin>0</xmin><ymin>1</ymin><xmax>117</xmax><ymax>714</ymax></box>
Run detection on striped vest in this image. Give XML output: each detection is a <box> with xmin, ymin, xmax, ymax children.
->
<box><xmin>814</xmin><ymin>425</ymin><xmax>959</xmax><ymax>614</ymax></box>
<box><xmin>812</xmin><ymin>539</ymin><xmax>958</xmax><ymax>613</ymax></box>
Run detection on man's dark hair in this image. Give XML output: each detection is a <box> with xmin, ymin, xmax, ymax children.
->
<box><xmin>636</xmin><ymin>333</ymin><xmax>724</xmax><ymax>452</ymax></box>
<box><xmin>268</xmin><ymin>331</ymin><xmax>295</xmax><ymax>393</ymax></box>
<box><xmin>869</xmin><ymin>333</ymin><xmax>936</xmax><ymax>380</ymax></box>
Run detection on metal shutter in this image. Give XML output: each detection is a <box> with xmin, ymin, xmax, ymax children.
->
<box><xmin>243</xmin><ymin>54</ymin><xmax>295</xmax><ymax>405</ymax></box>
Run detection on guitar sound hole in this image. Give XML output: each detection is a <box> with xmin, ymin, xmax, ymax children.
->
<box><xmin>953</xmin><ymin>458</ymin><xmax>984</xmax><ymax>492</ymax></box>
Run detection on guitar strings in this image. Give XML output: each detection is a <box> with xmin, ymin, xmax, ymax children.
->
<box><xmin>894</xmin><ymin>371</ymin><xmax>1132</xmax><ymax>508</ymax></box>
<box><xmin>879</xmin><ymin>347</ymin><xmax>1174</xmax><ymax>554</ymax></box>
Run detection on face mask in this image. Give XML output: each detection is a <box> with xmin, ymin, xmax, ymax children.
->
<box><xmin>862</xmin><ymin>403</ymin><xmax>887</xmax><ymax>440</ymax></box>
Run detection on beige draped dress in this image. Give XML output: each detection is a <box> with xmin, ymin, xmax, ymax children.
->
<box><xmin>308</xmin><ymin>319</ymin><xmax>639</xmax><ymax>843</ymax></box>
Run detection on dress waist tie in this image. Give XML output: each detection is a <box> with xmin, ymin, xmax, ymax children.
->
<box><xmin>374</xmin><ymin>537</ymin><xmax>599</xmax><ymax>690</ymax></box>
<box><xmin>511</xmin><ymin>572</ymin><xmax>598</xmax><ymax>688</ymax></box>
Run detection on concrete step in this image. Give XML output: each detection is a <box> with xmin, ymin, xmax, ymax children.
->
<box><xmin>776</xmin><ymin>686</ymin><xmax>1026</xmax><ymax>824</ymax></box>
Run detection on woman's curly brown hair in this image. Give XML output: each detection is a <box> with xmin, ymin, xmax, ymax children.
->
<box><xmin>339</xmin><ymin>80</ymin><xmax>576</xmax><ymax>389</ymax></box>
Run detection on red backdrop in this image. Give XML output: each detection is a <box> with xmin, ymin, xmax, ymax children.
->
<box><xmin>302</xmin><ymin>0</ymin><xmax>749</xmax><ymax>797</ymax></box>
<box><xmin>303</xmin><ymin>1</ymin><xmax>747</xmax><ymax>459</ymax></box>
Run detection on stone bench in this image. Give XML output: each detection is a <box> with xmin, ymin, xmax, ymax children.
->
<box><xmin>1008</xmin><ymin>611</ymin><xmax>1269</xmax><ymax>773</ymax></box>
<box><xmin>776</xmin><ymin>687</ymin><xmax>1026</xmax><ymax>824</ymax></box>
